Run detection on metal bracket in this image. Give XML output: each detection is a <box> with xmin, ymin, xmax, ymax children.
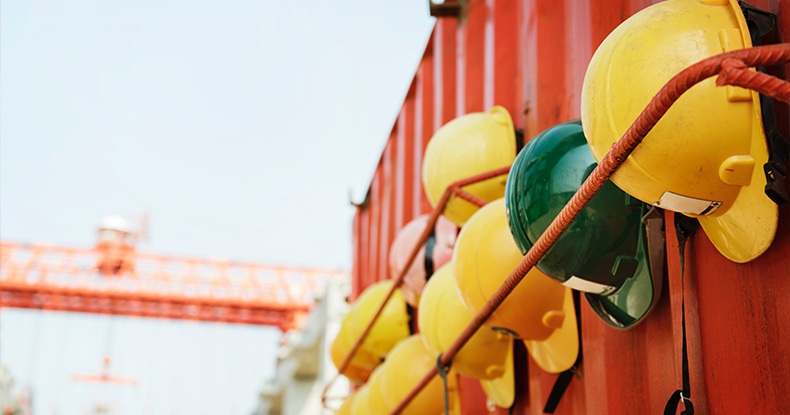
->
<box><xmin>429</xmin><ymin>0</ymin><xmax>462</xmax><ymax>18</ymax></box>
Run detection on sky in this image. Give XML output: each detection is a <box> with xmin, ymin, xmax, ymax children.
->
<box><xmin>0</xmin><ymin>1</ymin><xmax>435</xmax><ymax>414</ymax></box>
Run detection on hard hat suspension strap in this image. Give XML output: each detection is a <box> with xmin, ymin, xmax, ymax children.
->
<box><xmin>403</xmin><ymin>225</ymin><xmax>439</xmax><ymax>335</ymax></box>
<box><xmin>642</xmin><ymin>206</ymin><xmax>666</xmax><ymax>278</ymax></box>
<box><xmin>663</xmin><ymin>213</ymin><xmax>699</xmax><ymax>415</ymax></box>
<box><xmin>643</xmin><ymin>206</ymin><xmax>667</xmax><ymax>314</ymax></box>
<box><xmin>515</xmin><ymin>129</ymin><xmax>525</xmax><ymax>154</ymax></box>
<box><xmin>740</xmin><ymin>2</ymin><xmax>789</xmax><ymax>205</ymax></box>
<box><xmin>759</xmin><ymin>84</ymin><xmax>789</xmax><ymax>205</ymax></box>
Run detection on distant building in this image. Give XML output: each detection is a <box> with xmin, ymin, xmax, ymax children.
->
<box><xmin>0</xmin><ymin>365</ymin><xmax>32</xmax><ymax>415</ymax></box>
<box><xmin>254</xmin><ymin>278</ymin><xmax>351</xmax><ymax>415</ymax></box>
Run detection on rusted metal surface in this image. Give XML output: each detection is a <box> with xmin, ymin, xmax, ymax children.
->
<box><xmin>351</xmin><ymin>1</ymin><xmax>790</xmax><ymax>414</ymax></box>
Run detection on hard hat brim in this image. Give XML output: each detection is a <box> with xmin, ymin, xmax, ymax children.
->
<box><xmin>523</xmin><ymin>287</ymin><xmax>579</xmax><ymax>373</ymax></box>
<box><xmin>478</xmin><ymin>339</ymin><xmax>515</xmax><ymax>409</ymax></box>
<box><xmin>697</xmin><ymin>112</ymin><xmax>778</xmax><ymax>263</ymax></box>
<box><xmin>697</xmin><ymin>1</ymin><xmax>777</xmax><ymax>263</ymax></box>
<box><xmin>584</xmin><ymin>206</ymin><xmax>660</xmax><ymax>330</ymax></box>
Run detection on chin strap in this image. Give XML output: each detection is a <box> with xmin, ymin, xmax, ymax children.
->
<box><xmin>437</xmin><ymin>354</ymin><xmax>452</xmax><ymax>415</ymax></box>
<box><xmin>664</xmin><ymin>213</ymin><xmax>699</xmax><ymax>415</ymax></box>
<box><xmin>424</xmin><ymin>227</ymin><xmax>437</xmax><ymax>277</ymax></box>
<box><xmin>543</xmin><ymin>291</ymin><xmax>583</xmax><ymax>413</ymax></box>
<box><xmin>406</xmin><ymin>303</ymin><xmax>418</xmax><ymax>335</ymax></box>
<box><xmin>407</xmin><ymin>226</ymin><xmax>438</xmax><ymax>335</ymax></box>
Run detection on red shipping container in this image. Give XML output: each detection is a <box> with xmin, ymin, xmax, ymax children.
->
<box><xmin>350</xmin><ymin>1</ymin><xmax>790</xmax><ymax>414</ymax></box>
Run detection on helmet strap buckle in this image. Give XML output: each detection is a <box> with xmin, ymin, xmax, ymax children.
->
<box><xmin>739</xmin><ymin>1</ymin><xmax>789</xmax><ymax>206</ymax></box>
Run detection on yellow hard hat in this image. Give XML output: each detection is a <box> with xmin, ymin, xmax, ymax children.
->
<box><xmin>380</xmin><ymin>335</ymin><xmax>454</xmax><ymax>415</ymax></box>
<box><xmin>350</xmin><ymin>384</ymin><xmax>370</xmax><ymax>415</ymax></box>
<box><xmin>581</xmin><ymin>0</ymin><xmax>776</xmax><ymax>263</ymax></box>
<box><xmin>365</xmin><ymin>365</ymin><xmax>391</xmax><ymax>415</ymax></box>
<box><xmin>453</xmin><ymin>198</ymin><xmax>578</xmax><ymax>373</ymax></box>
<box><xmin>330</xmin><ymin>308</ymin><xmax>381</xmax><ymax>383</ymax></box>
<box><xmin>522</xmin><ymin>286</ymin><xmax>579</xmax><ymax>374</ymax></box>
<box><xmin>350</xmin><ymin>280</ymin><xmax>411</xmax><ymax>359</ymax></box>
<box><xmin>418</xmin><ymin>262</ymin><xmax>515</xmax><ymax>408</ymax></box>
<box><xmin>335</xmin><ymin>387</ymin><xmax>361</xmax><ymax>415</ymax></box>
<box><xmin>422</xmin><ymin>106</ymin><xmax>517</xmax><ymax>226</ymax></box>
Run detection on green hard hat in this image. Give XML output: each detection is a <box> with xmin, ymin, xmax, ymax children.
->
<box><xmin>504</xmin><ymin>119</ymin><xmax>663</xmax><ymax>329</ymax></box>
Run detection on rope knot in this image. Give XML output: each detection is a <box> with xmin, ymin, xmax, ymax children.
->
<box><xmin>716</xmin><ymin>58</ymin><xmax>749</xmax><ymax>87</ymax></box>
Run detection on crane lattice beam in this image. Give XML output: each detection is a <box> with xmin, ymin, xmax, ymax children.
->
<box><xmin>0</xmin><ymin>241</ymin><xmax>348</xmax><ymax>331</ymax></box>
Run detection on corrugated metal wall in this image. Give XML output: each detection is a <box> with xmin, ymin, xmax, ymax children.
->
<box><xmin>351</xmin><ymin>1</ymin><xmax>790</xmax><ymax>414</ymax></box>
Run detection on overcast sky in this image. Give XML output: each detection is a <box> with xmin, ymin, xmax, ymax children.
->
<box><xmin>0</xmin><ymin>1</ymin><xmax>435</xmax><ymax>413</ymax></box>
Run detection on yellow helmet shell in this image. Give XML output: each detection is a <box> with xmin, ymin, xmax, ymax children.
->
<box><xmin>418</xmin><ymin>263</ymin><xmax>514</xmax><ymax>408</ymax></box>
<box><xmin>335</xmin><ymin>388</ymin><xmax>362</xmax><ymax>415</ymax></box>
<box><xmin>350</xmin><ymin>384</ymin><xmax>370</xmax><ymax>415</ymax></box>
<box><xmin>418</xmin><ymin>263</ymin><xmax>510</xmax><ymax>380</ymax></box>
<box><xmin>365</xmin><ymin>365</ymin><xmax>391</xmax><ymax>415</ymax></box>
<box><xmin>422</xmin><ymin>106</ymin><xmax>516</xmax><ymax>226</ymax></box>
<box><xmin>522</xmin><ymin>286</ymin><xmax>580</xmax><ymax>374</ymax></box>
<box><xmin>454</xmin><ymin>199</ymin><xmax>566</xmax><ymax>341</ymax></box>
<box><xmin>581</xmin><ymin>0</ymin><xmax>776</xmax><ymax>262</ymax></box>
<box><xmin>330</xmin><ymin>309</ymin><xmax>380</xmax><ymax>383</ymax></box>
<box><xmin>351</xmin><ymin>280</ymin><xmax>411</xmax><ymax>358</ymax></box>
<box><xmin>380</xmin><ymin>335</ymin><xmax>450</xmax><ymax>415</ymax></box>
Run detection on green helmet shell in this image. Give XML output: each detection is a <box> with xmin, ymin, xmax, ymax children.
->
<box><xmin>505</xmin><ymin>119</ymin><xmax>658</xmax><ymax>329</ymax></box>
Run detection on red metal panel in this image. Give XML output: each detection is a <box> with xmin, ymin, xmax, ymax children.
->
<box><xmin>565</xmin><ymin>0</ymin><xmax>591</xmax><ymax>119</ymax></box>
<box><xmin>368</xmin><ymin>171</ymin><xmax>381</xmax><ymax>286</ymax></box>
<box><xmin>493</xmin><ymin>0</ymin><xmax>522</xmax><ymax>123</ymax></box>
<box><xmin>350</xmin><ymin>1</ymin><xmax>790</xmax><ymax>413</ymax></box>
<box><xmin>396</xmin><ymin>111</ymin><xmax>407</xmax><ymax>233</ymax></box>
<box><xmin>485</xmin><ymin>0</ymin><xmax>496</xmax><ymax>110</ymax></box>
<box><xmin>521</xmin><ymin>0</ymin><xmax>537</xmax><ymax>136</ymax></box>
<box><xmin>461</xmin><ymin>0</ymin><xmax>488</xmax><ymax>114</ymax></box>
<box><xmin>415</xmin><ymin>49</ymin><xmax>434</xmax><ymax>215</ymax></box>
<box><xmin>381</xmin><ymin>138</ymin><xmax>394</xmax><ymax>282</ymax></box>
<box><xmin>436</xmin><ymin>19</ymin><xmax>458</xmax><ymax>129</ymax></box>
<box><xmin>352</xmin><ymin>207</ymin><xmax>361</xmax><ymax>299</ymax></box>
<box><xmin>401</xmin><ymin>86</ymin><xmax>417</xmax><ymax>223</ymax></box>
<box><xmin>688</xmin><ymin>208</ymin><xmax>790</xmax><ymax>413</ymax></box>
<box><xmin>359</xmin><ymin>204</ymin><xmax>371</xmax><ymax>299</ymax></box>
<box><xmin>534</xmin><ymin>0</ymin><xmax>567</xmax><ymax>133</ymax></box>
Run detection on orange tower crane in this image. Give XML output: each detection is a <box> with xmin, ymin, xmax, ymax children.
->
<box><xmin>0</xmin><ymin>217</ymin><xmax>348</xmax><ymax>331</ymax></box>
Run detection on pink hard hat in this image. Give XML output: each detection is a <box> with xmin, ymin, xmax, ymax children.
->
<box><xmin>389</xmin><ymin>214</ymin><xmax>458</xmax><ymax>307</ymax></box>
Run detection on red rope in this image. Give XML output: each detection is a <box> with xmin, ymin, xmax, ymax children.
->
<box><xmin>452</xmin><ymin>186</ymin><xmax>489</xmax><ymax>208</ymax></box>
<box><xmin>320</xmin><ymin>165</ymin><xmax>511</xmax><ymax>408</ymax></box>
<box><xmin>387</xmin><ymin>43</ymin><xmax>790</xmax><ymax>414</ymax></box>
<box><xmin>717</xmin><ymin>58</ymin><xmax>790</xmax><ymax>102</ymax></box>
